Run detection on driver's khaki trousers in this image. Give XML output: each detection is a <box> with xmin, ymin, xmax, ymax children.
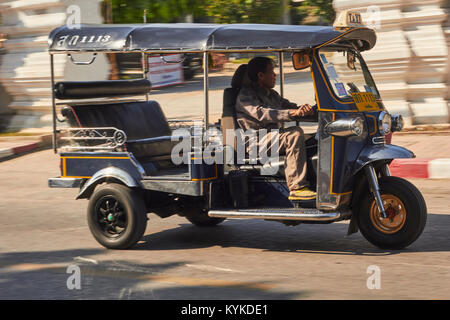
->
<box><xmin>258</xmin><ymin>126</ymin><xmax>309</xmax><ymax>191</ymax></box>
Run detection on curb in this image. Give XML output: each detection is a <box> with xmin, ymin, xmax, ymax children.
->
<box><xmin>390</xmin><ymin>158</ymin><xmax>450</xmax><ymax>179</ymax></box>
<box><xmin>0</xmin><ymin>134</ymin><xmax>52</xmax><ymax>162</ymax></box>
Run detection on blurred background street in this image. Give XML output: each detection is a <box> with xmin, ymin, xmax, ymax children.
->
<box><xmin>0</xmin><ymin>148</ymin><xmax>450</xmax><ymax>299</ymax></box>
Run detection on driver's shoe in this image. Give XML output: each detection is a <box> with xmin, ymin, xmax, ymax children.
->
<box><xmin>288</xmin><ymin>187</ymin><xmax>317</xmax><ymax>201</ymax></box>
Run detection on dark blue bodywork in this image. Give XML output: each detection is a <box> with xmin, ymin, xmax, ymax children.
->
<box><xmin>310</xmin><ymin>49</ymin><xmax>414</xmax><ymax>198</ymax></box>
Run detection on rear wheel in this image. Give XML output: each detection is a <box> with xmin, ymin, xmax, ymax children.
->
<box><xmin>185</xmin><ymin>208</ymin><xmax>225</xmax><ymax>227</ymax></box>
<box><xmin>357</xmin><ymin>176</ymin><xmax>427</xmax><ymax>250</ymax></box>
<box><xmin>87</xmin><ymin>183</ymin><xmax>147</xmax><ymax>249</ymax></box>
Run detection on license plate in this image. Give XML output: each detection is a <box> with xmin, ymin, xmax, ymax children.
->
<box><xmin>352</xmin><ymin>92</ymin><xmax>380</xmax><ymax>111</ymax></box>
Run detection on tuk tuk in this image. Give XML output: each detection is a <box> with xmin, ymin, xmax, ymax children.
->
<box><xmin>48</xmin><ymin>14</ymin><xmax>427</xmax><ymax>250</ymax></box>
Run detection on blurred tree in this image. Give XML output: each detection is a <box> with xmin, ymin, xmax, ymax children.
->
<box><xmin>205</xmin><ymin>0</ymin><xmax>248</xmax><ymax>23</ymax></box>
<box><xmin>107</xmin><ymin>0</ymin><xmax>335</xmax><ymax>25</ymax></box>
<box><xmin>298</xmin><ymin>0</ymin><xmax>335</xmax><ymax>25</ymax></box>
<box><xmin>290</xmin><ymin>1</ymin><xmax>309</xmax><ymax>25</ymax></box>
<box><xmin>205</xmin><ymin>0</ymin><xmax>283</xmax><ymax>24</ymax></box>
<box><xmin>109</xmin><ymin>0</ymin><xmax>208</xmax><ymax>23</ymax></box>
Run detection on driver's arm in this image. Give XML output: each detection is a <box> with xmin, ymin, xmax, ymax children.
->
<box><xmin>235</xmin><ymin>88</ymin><xmax>294</xmax><ymax>124</ymax></box>
<box><xmin>277</xmin><ymin>92</ymin><xmax>298</xmax><ymax>110</ymax></box>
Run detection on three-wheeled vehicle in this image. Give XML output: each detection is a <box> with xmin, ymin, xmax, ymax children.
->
<box><xmin>48</xmin><ymin>15</ymin><xmax>427</xmax><ymax>250</ymax></box>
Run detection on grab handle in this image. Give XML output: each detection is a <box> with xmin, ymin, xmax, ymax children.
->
<box><xmin>160</xmin><ymin>55</ymin><xmax>185</xmax><ymax>64</ymax></box>
<box><xmin>68</xmin><ymin>53</ymin><xmax>97</xmax><ymax>65</ymax></box>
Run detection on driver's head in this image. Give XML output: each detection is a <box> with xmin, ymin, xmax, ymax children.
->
<box><xmin>247</xmin><ymin>57</ymin><xmax>276</xmax><ymax>90</ymax></box>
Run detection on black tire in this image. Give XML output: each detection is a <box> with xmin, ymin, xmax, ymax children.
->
<box><xmin>185</xmin><ymin>208</ymin><xmax>225</xmax><ymax>227</ymax></box>
<box><xmin>87</xmin><ymin>183</ymin><xmax>147</xmax><ymax>249</ymax></box>
<box><xmin>357</xmin><ymin>176</ymin><xmax>427</xmax><ymax>250</ymax></box>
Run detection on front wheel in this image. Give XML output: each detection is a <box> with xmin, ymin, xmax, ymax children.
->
<box><xmin>357</xmin><ymin>176</ymin><xmax>427</xmax><ymax>250</ymax></box>
<box><xmin>87</xmin><ymin>183</ymin><xmax>147</xmax><ymax>249</ymax></box>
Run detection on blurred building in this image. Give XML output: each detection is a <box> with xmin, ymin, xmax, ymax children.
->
<box><xmin>334</xmin><ymin>0</ymin><xmax>450</xmax><ymax>125</ymax></box>
<box><xmin>0</xmin><ymin>32</ymin><xmax>12</xmax><ymax>131</ymax></box>
<box><xmin>0</xmin><ymin>0</ymin><xmax>110</xmax><ymax>131</ymax></box>
<box><xmin>1</xmin><ymin>1</ymin><xmax>449</xmax><ymax>130</ymax></box>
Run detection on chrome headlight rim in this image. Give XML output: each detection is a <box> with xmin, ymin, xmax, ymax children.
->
<box><xmin>378</xmin><ymin>111</ymin><xmax>392</xmax><ymax>136</ymax></box>
<box><xmin>325</xmin><ymin>116</ymin><xmax>365</xmax><ymax>137</ymax></box>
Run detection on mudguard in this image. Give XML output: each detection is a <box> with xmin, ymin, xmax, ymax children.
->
<box><xmin>76</xmin><ymin>167</ymin><xmax>141</xmax><ymax>200</ymax></box>
<box><xmin>353</xmin><ymin>144</ymin><xmax>414</xmax><ymax>175</ymax></box>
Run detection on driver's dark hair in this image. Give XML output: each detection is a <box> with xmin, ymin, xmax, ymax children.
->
<box><xmin>247</xmin><ymin>56</ymin><xmax>274</xmax><ymax>82</ymax></box>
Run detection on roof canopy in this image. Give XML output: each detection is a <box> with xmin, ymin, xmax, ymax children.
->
<box><xmin>48</xmin><ymin>23</ymin><xmax>376</xmax><ymax>53</ymax></box>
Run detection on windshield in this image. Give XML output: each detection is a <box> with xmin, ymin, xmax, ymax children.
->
<box><xmin>318</xmin><ymin>48</ymin><xmax>380</xmax><ymax>100</ymax></box>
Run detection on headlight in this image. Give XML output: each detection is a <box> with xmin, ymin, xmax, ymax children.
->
<box><xmin>378</xmin><ymin>111</ymin><xmax>391</xmax><ymax>136</ymax></box>
<box><xmin>391</xmin><ymin>114</ymin><xmax>404</xmax><ymax>132</ymax></box>
<box><xmin>326</xmin><ymin>117</ymin><xmax>364</xmax><ymax>137</ymax></box>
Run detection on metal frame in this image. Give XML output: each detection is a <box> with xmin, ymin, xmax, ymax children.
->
<box><xmin>50</xmin><ymin>54</ymin><xmax>57</xmax><ymax>153</ymax></box>
<box><xmin>279</xmin><ymin>52</ymin><xmax>284</xmax><ymax>98</ymax></box>
<box><xmin>59</xmin><ymin>127</ymin><xmax>127</xmax><ymax>151</ymax></box>
<box><xmin>203</xmin><ymin>51</ymin><xmax>209</xmax><ymax>130</ymax></box>
<box><xmin>50</xmin><ymin>51</ymin><xmax>151</xmax><ymax>153</ymax></box>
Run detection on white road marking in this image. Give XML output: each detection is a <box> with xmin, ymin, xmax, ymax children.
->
<box><xmin>185</xmin><ymin>264</ymin><xmax>244</xmax><ymax>273</ymax></box>
<box><xmin>74</xmin><ymin>256</ymin><xmax>98</xmax><ymax>265</ymax></box>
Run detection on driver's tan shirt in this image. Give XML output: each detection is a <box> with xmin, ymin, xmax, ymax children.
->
<box><xmin>235</xmin><ymin>82</ymin><xmax>297</xmax><ymax>131</ymax></box>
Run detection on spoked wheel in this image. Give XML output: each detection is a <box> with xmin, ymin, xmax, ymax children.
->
<box><xmin>357</xmin><ymin>176</ymin><xmax>427</xmax><ymax>250</ymax></box>
<box><xmin>87</xmin><ymin>183</ymin><xmax>147</xmax><ymax>249</ymax></box>
<box><xmin>185</xmin><ymin>208</ymin><xmax>226</xmax><ymax>227</ymax></box>
<box><xmin>94</xmin><ymin>196</ymin><xmax>128</xmax><ymax>238</ymax></box>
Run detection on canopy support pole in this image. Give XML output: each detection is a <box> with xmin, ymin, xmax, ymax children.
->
<box><xmin>142</xmin><ymin>52</ymin><xmax>149</xmax><ymax>101</ymax></box>
<box><xmin>203</xmin><ymin>52</ymin><xmax>209</xmax><ymax>130</ymax></box>
<box><xmin>279</xmin><ymin>52</ymin><xmax>284</xmax><ymax>98</ymax></box>
<box><xmin>50</xmin><ymin>54</ymin><xmax>57</xmax><ymax>153</ymax></box>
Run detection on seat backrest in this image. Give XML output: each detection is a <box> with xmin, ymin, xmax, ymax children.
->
<box><xmin>221</xmin><ymin>64</ymin><xmax>249</xmax><ymax>152</ymax></box>
<box><xmin>64</xmin><ymin>100</ymin><xmax>171</xmax><ymax>140</ymax></box>
<box><xmin>55</xmin><ymin>79</ymin><xmax>151</xmax><ymax>100</ymax></box>
<box><xmin>62</xmin><ymin>101</ymin><xmax>174</xmax><ymax>159</ymax></box>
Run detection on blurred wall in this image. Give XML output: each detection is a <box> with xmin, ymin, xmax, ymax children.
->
<box><xmin>334</xmin><ymin>0</ymin><xmax>450</xmax><ymax>125</ymax></box>
<box><xmin>0</xmin><ymin>0</ymin><xmax>109</xmax><ymax>131</ymax></box>
<box><xmin>0</xmin><ymin>34</ymin><xmax>12</xmax><ymax>131</ymax></box>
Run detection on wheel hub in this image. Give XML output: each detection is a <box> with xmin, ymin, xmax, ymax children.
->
<box><xmin>96</xmin><ymin>197</ymin><xmax>127</xmax><ymax>237</ymax></box>
<box><xmin>370</xmin><ymin>194</ymin><xmax>406</xmax><ymax>234</ymax></box>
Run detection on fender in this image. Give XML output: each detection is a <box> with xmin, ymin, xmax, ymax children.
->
<box><xmin>347</xmin><ymin>144</ymin><xmax>414</xmax><ymax>236</ymax></box>
<box><xmin>353</xmin><ymin>144</ymin><xmax>414</xmax><ymax>175</ymax></box>
<box><xmin>76</xmin><ymin>167</ymin><xmax>141</xmax><ymax>200</ymax></box>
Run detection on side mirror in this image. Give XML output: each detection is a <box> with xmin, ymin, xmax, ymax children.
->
<box><xmin>347</xmin><ymin>51</ymin><xmax>356</xmax><ymax>70</ymax></box>
<box><xmin>292</xmin><ymin>52</ymin><xmax>310</xmax><ymax>70</ymax></box>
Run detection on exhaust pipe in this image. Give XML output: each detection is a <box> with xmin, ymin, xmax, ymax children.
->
<box><xmin>208</xmin><ymin>208</ymin><xmax>350</xmax><ymax>222</ymax></box>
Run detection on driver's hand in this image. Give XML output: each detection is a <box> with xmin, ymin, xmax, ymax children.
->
<box><xmin>289</xmin><ymin>104</ymin><xmax>314</xmax><ymax>118</ymax></box>
<box><xmin>300</xmin><ymin>104</ymin><xmax>314</xmax><ymax>116</ymax></box>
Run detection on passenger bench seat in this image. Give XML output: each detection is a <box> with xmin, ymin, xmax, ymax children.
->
<box><xmin>61</xmin><ymin>101</ymin><xmax>177</xmax><ymax>161</ymax></box>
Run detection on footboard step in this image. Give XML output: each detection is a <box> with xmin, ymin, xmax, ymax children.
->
<box><xmin>208</xmin><ymin>208</ymin><xmax>351</xmax><ymax>222</ymax></box>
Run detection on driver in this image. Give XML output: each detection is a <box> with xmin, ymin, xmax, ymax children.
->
<box><xmin>235</xmin><ymin>56</ymin><xmax>316</xmax><ymax>201</ymax></box>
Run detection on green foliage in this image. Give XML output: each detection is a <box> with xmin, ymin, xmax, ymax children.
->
<box><xmin>300</xmin><ymin>0</ymin><xmax>335</xmax><ymax>25</ymax></box>
<box><xmin>110</xmin><ymin>0</ymin><xmax>207</xmax><ymax>23</ymax></box>
<box><xmin>205</xmin><ymin>0</ymin><xmax>248</xmax><ymax>24</ymax></box>
<box><xmin>205</xmin><ymin>0</ymin><xmax>283</xmax><ymax>24</ymax></box>
<box><xmin>107</xmin><ymin>0</ymin><xmax>335</xmax><ymax>25</ymax></box>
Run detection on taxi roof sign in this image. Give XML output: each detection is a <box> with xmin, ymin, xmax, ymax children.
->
<box><xmin>333</xmin><ymin>10</ymin><xmax>364</xmax><ymax>30</ymax></box>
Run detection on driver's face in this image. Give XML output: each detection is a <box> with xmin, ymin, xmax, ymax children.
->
<box><xmin>258</xmin><ymin>62</ymin><xmax>276</xmax><ymax>90</ymax></box>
